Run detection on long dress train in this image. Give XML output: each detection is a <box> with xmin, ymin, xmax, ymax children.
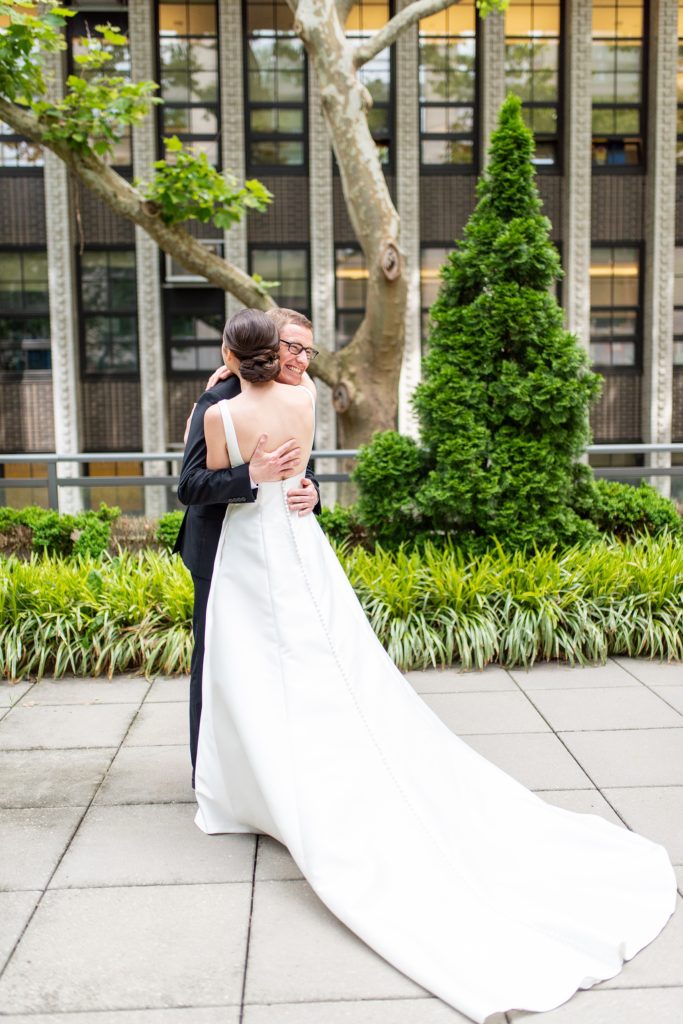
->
<box><xmin>194</xmin><ymin>396</ymin><xmax>676</xmax><ymax>1024</ymax></box>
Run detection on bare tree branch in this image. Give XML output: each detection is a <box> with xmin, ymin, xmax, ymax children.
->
<box><xmin>335</xmin><ymin>0</ymin><xmax>355</xmax><ymax>23</ymax></box>
<box><xmin>0</xmin><ymin>99</ymin><xmax>275</xmax><ymax>309</ymax></box>
<box><xmin>353</xmin><ymin>0</ymin><xmax>460</xmax><ymax>68</ymax></box>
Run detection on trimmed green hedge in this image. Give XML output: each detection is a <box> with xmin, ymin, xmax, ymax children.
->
<box><xmin>1</xmin><ymin>534</ymin><xmax>681</xmax><ymax>681</ymax></box>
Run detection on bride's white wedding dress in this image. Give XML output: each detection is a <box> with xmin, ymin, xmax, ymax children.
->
<box><xmin>195</xmin><ymin>395</ymin><xmax>676</xmax><ymax>1023</ymax></box>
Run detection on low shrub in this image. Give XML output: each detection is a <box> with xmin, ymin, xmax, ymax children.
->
<box><xmin>0</xmin><ymin>504</ymin><xmax>120</xmax><ymax>559</ymax></box>
<box><xmin>1</xmin><ymin>534</ymin><xmax>681</xmax><ymax>680</ymax></box>
<box><xmin>580</xmin><ymin>480</ymin><xmax>683</xmax><ymax>540</ymax></box>
<box><xmin>156</xmin><ymin>510</ymin><xmax>184</xmax><ymax>552</ymax></box>
<box><xmin>317</xmin><ymin>504</ymin><xmax>368</xmax><ymax>548</ymax></box>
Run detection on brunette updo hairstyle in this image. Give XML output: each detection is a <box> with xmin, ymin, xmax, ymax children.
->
<box><xmin>222</xmin><ymin>309</ymin><xmax>281</xmax><ymax>384</ymax></box>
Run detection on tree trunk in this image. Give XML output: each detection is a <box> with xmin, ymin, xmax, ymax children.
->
<box><xmin>294</xmin><ymin>0</ymin><xmax>408</xmax><ymax>448</ymax></box>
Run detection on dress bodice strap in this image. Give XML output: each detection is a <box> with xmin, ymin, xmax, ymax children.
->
<box><xmin>218</xmin><ymin>400</ymin><xmax>244</xmax><ymax>468</ymax></box>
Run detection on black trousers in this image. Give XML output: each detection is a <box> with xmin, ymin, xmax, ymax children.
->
<box><xmin>189</xmin><ymin>573</ymin><xmax>212</xmax><ymax>788</ymax></box>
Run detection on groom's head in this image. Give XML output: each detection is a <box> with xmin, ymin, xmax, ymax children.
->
<box><xmin>265</xmin><ymin>308</ymin><xmax>316</xmax><ymax>387</ymax></box>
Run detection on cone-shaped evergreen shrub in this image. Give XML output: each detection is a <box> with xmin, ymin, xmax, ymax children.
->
<box><xmin>356</xmin><ymin>95</ymin><xmax>603</xmax><ymax>551</ymax></box>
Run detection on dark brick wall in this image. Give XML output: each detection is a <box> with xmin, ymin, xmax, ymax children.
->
<box><xmin>81</xmin><ymin>380</ymin><xmax>142</xmax><ymax>450</ymax></box>
<box><xmin>591</xmin><ymin>176</ymin><xmax>645</xmax><ymax>241</ymax></box>
<box><xmin>590</xmin><ymin>373</ymin><xmax>642</xmax><ymax>441</ymax></box>
<box><xmin>73</xmin><ymin>181</ymin><xmax>135</xmax><ymax>246</ymax></box>
<box><xmin>537</xmin><ymin>176</ymin><xmax>562</xmax><ymax>241</ymax></box>
<box><xmin>419</xmin><ymin>175</ymin><xmax>477</xmax><ymax>243</ymax></box>
<box><xmin>248</xmin><ymin>176</ymin><xmax>310</xmax><ymax>243</ymax></box>
<box><xmin>0</xmin><ymin>379</ymin><xmax>54</xmax><ymax>451</ymax></box>
<box><xmin>167</xmin><ymin>380</ymin><xmax>202</xmax><ymax>446</ymax></box>
<box><xmin>673</xmin><ymin>370</ymin><xmax>683</xmax><ymax>441</ymax></box>
<box><xmin>0</xmin><ymin>178</ymin><xmax>47</xmax><ymax>245</ymax></box>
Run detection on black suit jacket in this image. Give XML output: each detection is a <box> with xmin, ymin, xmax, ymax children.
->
<box><xmin>173</xmin><ymin>377</ymin><xmax>321</xmax><ymax>579</ymax></box>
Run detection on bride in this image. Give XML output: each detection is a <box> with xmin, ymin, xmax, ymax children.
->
<box><xmin>194</xmin><ymin>308</ymin><xmax>676</xmax><ymax>1023</ymax></box>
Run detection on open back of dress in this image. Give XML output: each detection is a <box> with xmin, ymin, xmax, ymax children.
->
<box><xmin>194</xmin><ymin>397</ymin><xmax>676</xmax><ymax>1024</ymax></box>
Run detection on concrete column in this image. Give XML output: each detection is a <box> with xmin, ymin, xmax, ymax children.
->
<box><xmin>129</xmin><ymin>0</ymin><xmax>168</xmax><ymax>515</ymax></box>
<box><xmin>43</xmin><ymin>50</ymin><xmax>82</xmax><ymax>513</ymax></box>
<box><xmin>479</xmin><ymin>9</ymin><xmax>505</xmax><ymax>167</ymax></box>
<box><xmin>219</xmin><ymin>0</ymin><xmax>248</xmax><ymax>319</ymax></box>
<box><xmin>308</xmin><ymin>64</ymin><xmax>338</xmax><ymax>506</ymax></box>
<box><xmin>396</xmin><ymin>1</ymin><xmax>421</xmax><ymax>439</ymax></box>
<box><xmin>563</xmin><ymin>0</ymin><xmax>592</xmax><ymax>351</ymax></box>
<box><xmin>642</xmin><ymin>0</ymin><xmax>678</xmax><ymax>494</ymax></box>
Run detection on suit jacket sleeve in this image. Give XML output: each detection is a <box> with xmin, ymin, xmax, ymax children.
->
<box><xmin>304</xmin><ymin>459</ymin><xmax>322</xmax><ymax>516</ymax></box>
<box><xmin>176</xmin><ymin>382</ymin><xmax>254</xmax><ymax>507</ymax></box>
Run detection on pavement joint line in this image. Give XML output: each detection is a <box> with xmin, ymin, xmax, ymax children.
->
<box><xmin>238</xmin><ymin>835</ymin><xmax>259</xmax><ymax>1024</ymax></box>
<box><xmin>0</xmin><ymin>695</ymin><xmax>146</xmax><ymax>986</ymax></box>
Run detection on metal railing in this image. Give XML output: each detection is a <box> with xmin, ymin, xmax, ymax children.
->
<box><xmin>1</xmin><ymin>445</ymin><xmax>683</xmax><ymax>509</ymax></box>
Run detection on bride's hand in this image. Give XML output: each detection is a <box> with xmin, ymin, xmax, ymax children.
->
<box><xmin>250</xmin><ymin>435</ymin><xmax>302</xmax><ymax>484</ymax></box>
<box><xmin>206</xmin><ymin>365</ymin><xmax>232</xmax><ymax>390</ymax></box>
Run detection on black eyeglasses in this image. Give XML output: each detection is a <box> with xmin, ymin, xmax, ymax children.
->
<box><xmin>279</xmin><ymin>340</ymin><xmax>319</xmax><ymax>362</ymax></box>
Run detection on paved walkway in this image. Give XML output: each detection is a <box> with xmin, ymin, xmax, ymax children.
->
<box><xmin>0</xmin><ymin>659</ymin><xmax>681</xmax><ymax>1024</ymax></box>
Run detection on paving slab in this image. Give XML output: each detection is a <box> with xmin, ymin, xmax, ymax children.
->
<box><xmin>0</xmin><ymin>747</ymin><xmax>115</xmax><ymax>808</ymax></box>
<box><xmin>144</xmin><ymin>676</ymin><xmax>190</xmax><ymax>703</ymax></box>
<box><xmin>21</xmin><ymin>677</ymin><xmax>149</xmax><ymax>706</ymax></box>
<box><xmin>244</xmin><ymin>879</ymin><xmax>425</xmax><ymax>1004</ymax></box>
<box><xmin>0</xmin><ymin>704</ymin><xmax>137</xmax><ymax>750</ymax></box>
<box><xmin>612</xmin><ymin>658</ymin><xmax>683</xmax><ymax>686</ymax></box>
<box><xmin>601</xmin><ymin>786</ymin><xmax>683</xmax><ymax>864</ymax></box>
<box><xmin>422</xmin><ymin>692</ymin><xmax>550</xmax><ymax>735</ymax></box>
<box><xmin>0</xmin><ymin>890</ymin><xmax>41</xmax><ymax>971</ymax></box>
<box><xmin>0</xmin><ymin>1012</ymin><xmax>238</xmax><ymax>1024</ymax></box>
<box><xmin>509</xmin><ymin>987</ymin><xmax>683</xmax><ymax>1023</ymax></box>
<box><xmin>255</xmin><ymin>836</ymin><xmax>303</xmax><ymax>881</ymax></box>
<box><xmin>243</xmin><ymin>998</ymin><xmax>487</xmax><ymax>1024</ymax></box>
<box><xmin>406</xmin><ymin>667</ymin><xmax>516</xmax><ymax>694</ymax></box>
<box><xmin>0</xmin><ymin>807</ymin><xmax>84</xmax><ymax>890</ymax></box>
<box><xmin>51</xmin><ymin>804</ymin><xmax>255</xmax><ymax>888</ymax></box>
<box><xmin>94</xmin><ymin>744</ymin><xmax>194</xmax><ymax>805</ymax></box>
<box><xmin>651</xmin><ymin>684</ymin><xmax>683</xmax><ymax>715</ymax></box>
<box><xmin>559</xmin><ymin>728</ymin><xmax>683</xmax><ymax>787</ymax></box>
<box><xmin>535</xmin><ymin>789</ymin><xmax>623</xmax><ymax>826</ymax></box>
<box><xmin>0</xmin><ymin>883</ymin><xmax>251</xmax><ymax>1013</ymax></box>
<box><xmin>462</xmin><ymin>733</ymin><xmax>592</xmax><ymax>790</ymax></box>
<box><xmin>526</xmin><ymin>686</ymin><xmax>682</xmax><ymax>732</ymax></box>
<box><xmin>123</xmin><ymin>702</ymin><xmax>188</xmax><ymax>747</ymax></box>
<box><xmin>600</xmin><ymin>896</ymin><xmax>683</xmax><ymax>988</ymax></box>
<box><xmin>509</xmin><ymin>661</ymin><xmax>639</xmax><ymax>690</ymax></box>
<box><xmin>0</xmin><ymin>682</ymin><xmax>33</xmax><ymax>708</ymax></box>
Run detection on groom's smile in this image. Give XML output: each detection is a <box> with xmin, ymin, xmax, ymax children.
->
<box><xmin>278</xmin><ymin>324</ymin><xmax>315</xmax><ymax>386</ymax></box>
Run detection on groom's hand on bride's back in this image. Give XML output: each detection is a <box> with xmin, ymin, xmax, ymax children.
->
<box><xmin>250</xmin><ymin>435</ymin><xmax>302</xmax><ymax>484</ymax></box>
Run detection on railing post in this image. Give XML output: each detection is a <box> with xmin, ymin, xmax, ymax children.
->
<box><xmin>46</xmin><ymin>460</ymin><xmax>59</xmax><ymax>510</ymax></box>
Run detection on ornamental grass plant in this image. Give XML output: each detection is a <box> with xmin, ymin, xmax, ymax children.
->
<box><xmin>1</xmin><ymin>535</ymin><xmax>682</xmax><ymax>681</ymax></box>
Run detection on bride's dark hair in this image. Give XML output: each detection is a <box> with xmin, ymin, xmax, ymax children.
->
<box><xmin>222</xmin><ymin>309</ymin><xmax>281</xmax><ymax>384</ymax></box>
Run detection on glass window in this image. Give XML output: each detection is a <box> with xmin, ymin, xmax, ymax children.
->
<box><xmin>85</xmin><ymin>461</ymin><xmax>145</xmax><ymax>515</ymax></box>
<box><xmin>68</xmin><ymin>12</ymin><xmax>132</xmax><ymax>167</ymax></box>
<box><xmin>80</xmin><ymin>250</ymin><xmax>138</xmax><ymax>374</ymax></box>
<box><xmin>591</xmin><ymin>0</ymin><xmax>644</xmax><ymax>168</ymax></box>
<box><xmin>159</xmin><ymin>0</ymin><xmax>220</xmax><ymax>166</ymax></box>
<box><xmin>346</xmin><ymin>1</ymin><xmax>393</xmax><ymax>166</ymax></box>
<box><xmin>0</xmin><ymin>121</ymin><xmax>43</xmax><ymax>169</ymax></box>
<box><xmin>0</xmin><ymin>251</ymin><xmax>51</xmax><ymax>374</ymax></box>
<box><xmin>419</xmin><ymin>2</ymin><xmax>476</xmax><ymax>169</ymax></box>
<box><xmin>420</xmin><ymin>246</ymin><xmax>449</xmax><ymax>339</ymax></box>
<box><xmin>589</xmin><ymin>245</ymin><xmax>640</xmax><ymax>367</ymax></box>
<box><xmin>249</xmin><ymin>248</ymin><xmax>310</xmax><ymax>313</ymax></box>
<box><xmin>165</xmin><ymin>288</ymin><xmax>225</xmax><ymax>374</ymax></box>
<box><xmin>245</xmin><ymin>0</ymin><xmax>306</xmax><ymax>170</ymax></box>
<box><xmin>505</xmin><ymin>0</ymin><xmax>561</xmax><ymax>168</ymax></box>
<box><xmin>335</xmin><ymin>246</ymin><xmax>367</xmax><ymax>348</ymax></box>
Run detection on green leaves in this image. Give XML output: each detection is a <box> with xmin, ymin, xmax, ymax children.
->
<box><xmin>0</xmin><ymin>1</ymin><xmax>71</xmax><ymax>104</ymax></box>
<box><xmin>140</xmin><ymin>137</ymin><xmax>273</xmax><ymax>229</ymax></box>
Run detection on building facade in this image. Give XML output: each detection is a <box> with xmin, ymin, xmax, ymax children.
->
<box><xmin>1</xmin><ymin>0</ymin><xmax>682</xmax><ymax>510</ymax></box>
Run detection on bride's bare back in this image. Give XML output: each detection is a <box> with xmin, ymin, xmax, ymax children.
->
<box><xmin>205</xmin><ymin>377</ymin><xmax>315</xmax><ymax>473</ymax></box>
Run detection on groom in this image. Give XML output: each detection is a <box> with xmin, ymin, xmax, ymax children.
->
<box><xmin>174</xmin><ymin>307</ymin><xmax>322</xmax><ymax>784</ymax></box>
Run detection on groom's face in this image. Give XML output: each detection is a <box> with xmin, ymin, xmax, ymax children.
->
<box><xmin>277</xmin><ymin>324</ymin><xmax>315</xmax><ymax>387</ymax></box>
